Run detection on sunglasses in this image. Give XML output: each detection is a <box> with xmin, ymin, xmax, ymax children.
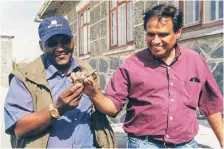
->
<box><xmin>45</xmin><ymin>36</ymin><xmax>71</xmax><ymax>48</ymax></box>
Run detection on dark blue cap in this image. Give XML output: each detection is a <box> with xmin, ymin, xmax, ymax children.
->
<box><xmin>38</xmin><ymin>16</ymin><xmax>72</xmax><ymax>43</ymax></box>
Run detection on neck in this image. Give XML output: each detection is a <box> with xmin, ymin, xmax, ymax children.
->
<box><xmin>161</xmin><ymin>48</ymin><xmax>176</xmax><ymax>65</ymax></box>
<box><xmin>55</xmin><ymin>63</ymin><xmax>71</xmax><ymax>74</ymax></box>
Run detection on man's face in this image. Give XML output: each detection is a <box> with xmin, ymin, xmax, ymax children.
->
<box><xmin>146</xmin><ymin>16</ymin><xmax>182</xmax><ymax>58</ymax></box>
<box><xmin>41</xmin><ymin>34</ymin><xmax>74</xmax><ymax>67</ymax></box>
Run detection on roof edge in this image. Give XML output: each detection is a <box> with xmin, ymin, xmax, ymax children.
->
<box><xmin>0</xmin><ymin>35</ymin><xmax>14</xmax><ymax>39</ymax></box>
<box><xmin>34</xmin><ymin>0</ymin><xmax>52</xmax><ymax>22</ymax></box>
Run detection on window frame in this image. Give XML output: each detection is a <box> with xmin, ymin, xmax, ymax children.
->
<box><xmin>109</xmin><ymin>0</ymin><xmax>134</xmax><ymax>50</ymax></box>
<box><xmin>179</xmin><ymin>0</ymin><xmax>223</xmax><ymax>32</ymax></box>
<box><xmin>79</xmin><ymin>5</ymin><xmax>90</xmax><ymax>56</ymax></box>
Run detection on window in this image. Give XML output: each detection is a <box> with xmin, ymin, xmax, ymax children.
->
<box><xmin>204</xmin><ymin>0</ymin><xmax>223</xmax><ymax>23</ymax></box>
<box><xmin>109</xmin><ymin>0</ymin><xmax>133</xmax><ymax>49</ymax></box>
<box><xmin>79</xmin><ymin>7</ymin><xmax>90</xmax><ymax>56</ymax></box>
<box><xmin>179</xmin><ymin>0</ymin><xmax>223</xmax><ymax>30</ymax></box>
<box><xmin>184</xmin><ymin>0</ymin><xmax>199</xmax><ymax>25</ymax></box>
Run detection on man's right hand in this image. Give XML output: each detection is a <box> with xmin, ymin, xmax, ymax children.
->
<box><xmin>14</xmin><ymin>82</ymin><xmax>84</xmax><ymax>138</ymax></box>
<box><xmin>53</xmin><ymin>82</ymin><xmax>84</xmax><ymax>115</ymax></box>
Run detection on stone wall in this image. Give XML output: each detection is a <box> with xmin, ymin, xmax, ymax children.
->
<box><xmin>0</xmin><ymin>38</ymin><xmax>13</xmax><ymax>86</ymax></box>
<box><xmin>89</xmin><ymin>1</ymin><xmax>108</xmax><ymax>57</ymax></box>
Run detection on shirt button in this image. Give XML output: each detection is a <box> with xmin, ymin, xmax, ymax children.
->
<box><xmin>168</xmin><ymin>67</ymin><xmax>171</xmax><ymax>69</ymax></box>
<box><xmin>169</xmin><ymin>116</ymin><xmax>173</xmax><ymax>120</ymax></box>
<box><xmin>170</xmin><ymin>99</ymin><xmax>174</xmax><ymax>102</ymax></box>
<box><xmin>74</xmin><ymin>140</ymin><xmax>79</xmax><ymax>144</ymax></box>
<box><xmin>165</xmin><ymin>135</ymin><xmax>170</xmax><ymax>138</ymax></box>
<box><xmin>170</xmin><ymin>82</ymin><xmax>174</xmax><ymax>86</ymax></box>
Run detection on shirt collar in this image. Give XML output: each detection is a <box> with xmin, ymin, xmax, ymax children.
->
<box><xmin>45</xmin><ymin>58</ymin><xmax>80</xmax><ymax>80</ymax></box>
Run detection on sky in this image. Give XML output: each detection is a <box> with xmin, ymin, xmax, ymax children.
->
<box><xmin>0</xmin><ymin>0</ymin><xmax>44</xmax><ymax>63</ymax></box>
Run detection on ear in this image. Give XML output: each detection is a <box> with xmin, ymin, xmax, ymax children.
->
<box><xmin>68</xmin><ymin>38</ymin><xmax>75</xmax><ymax>50</ymax></box>
<box><xmin>175</xmin><ymin>27</ymin><xmax>183</xmax><ymax>39</ymax></box>
<box><xmin>39</xmin><ymin>41</ymin><xmax>44</xmax><ymax>52</ymax></box>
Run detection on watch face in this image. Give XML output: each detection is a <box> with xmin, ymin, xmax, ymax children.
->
<box><xmin>51</xmin><ymin>109</ymin><xmax>59</xmax><ymax>118</ymax></box>
<box><xmin>49</xmin><ymin>104</ymin><xmax>60</xmax><ymax>118</ymax></box>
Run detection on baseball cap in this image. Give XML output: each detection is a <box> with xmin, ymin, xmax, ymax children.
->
<box><xmin>38</xmin><ymin>16</ymin><xmax>72</xmax><ymax>43</ymax></box>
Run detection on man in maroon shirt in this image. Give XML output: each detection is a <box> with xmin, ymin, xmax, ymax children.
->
<box><xmin>70</xmin><ymin>4</ymin><xmax>223</xmax><ymax>148</ymax></box>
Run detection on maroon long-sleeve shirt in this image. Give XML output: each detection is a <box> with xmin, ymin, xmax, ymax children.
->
<box><xmin>105</xmin><ymin>45</ymin><xmax>223</xmax><ymax>144</ymax></box>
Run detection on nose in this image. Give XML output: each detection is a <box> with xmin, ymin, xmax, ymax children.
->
<box><xmin>56</xmin><ymin>44</ymin><xmax>64</xmax><ymax>51</ymax></box>
<box><xmin>152</xmin><ymin>35</ymin><xmax>161</xmax><ymax>45</ymax></box>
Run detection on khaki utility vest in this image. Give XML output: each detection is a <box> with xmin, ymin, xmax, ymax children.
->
<box><xmin>9</xmin><ymin>55</ymin><xmax>116</xmax><ymax>148</ymax></box>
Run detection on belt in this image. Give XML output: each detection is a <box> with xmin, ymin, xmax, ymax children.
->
<box><xmin>128</xmin><ymin>134</ymin><xmax>191</xmax><ymax>147</ymax></box>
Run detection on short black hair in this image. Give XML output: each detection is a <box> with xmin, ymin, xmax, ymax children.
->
<box><xmin>143</xmin><ymin>4</ymin><xmax>183</xmax><ymax>33</ymax></box>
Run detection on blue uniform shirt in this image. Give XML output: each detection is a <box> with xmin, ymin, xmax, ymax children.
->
<box><xmin>4</xmin><ymin>59</ymin><xmax>95</xmax><ymax>148</ymax></box>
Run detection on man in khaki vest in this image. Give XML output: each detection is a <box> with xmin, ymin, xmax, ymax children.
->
<box><xmin>4</xmin><ymin>16</ymin><xmax>115</xmax><ymax>148</ymax></box>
